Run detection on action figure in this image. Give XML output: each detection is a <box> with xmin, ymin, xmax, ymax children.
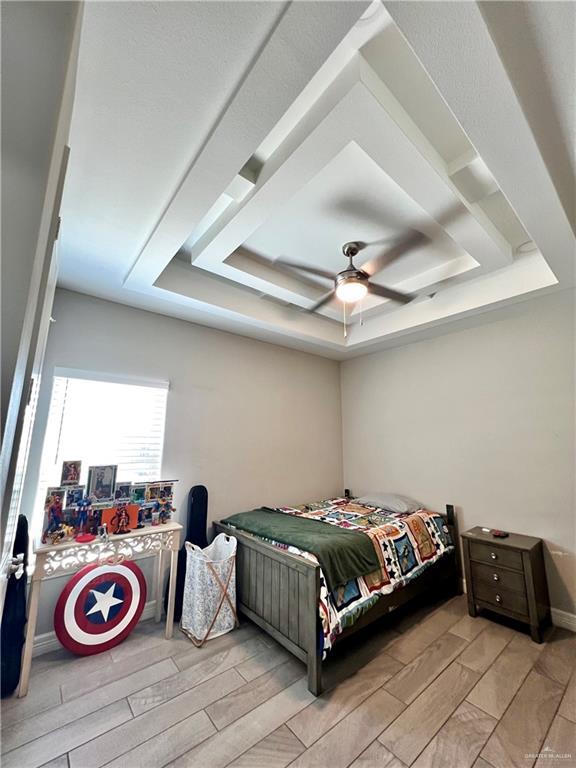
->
<box><xmin>75</xmin><ymin>496</ymin><xmax>92</xmax><ymax>536</ymax></box>
<box><xmin>110</xmin><ymin>503</ymin><xmax>131</xmax><ymax>535</ymax></box>
<box><xmin>42</xmin><ymin>493</ymin><xmax>63</xmax><ymax>543</ymax></box>
<box><xmin>150</xmin><ymin>499</ymin><xmax>161</xmax><ymax>526</ymax></box>
<box><xmin>158</xmin><ymin>499</ymin><xmax>173</xmax><ymax>524</ymax></box>
<box><xmin>49</xmin><ymin>523</ymin><xmax>74</xmax><ymax>545</ymax></box>
<box><xmin>136</xmin><ymin>505</ymin><xmax>147</xmax><ymax>529</ymax></box>
<box><xmin>87</xmin><ymin>507</ymin><xmax>102</xmax><ymax>536</ymax></box>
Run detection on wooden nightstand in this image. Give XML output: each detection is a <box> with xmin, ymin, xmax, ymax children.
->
<box><xmin>462</xmin><ymin>527</ymin><xmax>551</xmax><ymax>642</ymax></box>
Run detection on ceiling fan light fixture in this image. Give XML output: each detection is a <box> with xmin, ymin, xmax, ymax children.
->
<box><xmin>335</xmin><ymin>278</ymin><xmax>368</xmax><ymax>303</ymax></box>
<box><xmin>277</xmin><ymin>236</ymin><xmax>416</xmax><ymax>313</ymax></box>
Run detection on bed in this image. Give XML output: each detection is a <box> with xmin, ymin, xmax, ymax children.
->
<box><xmin>215</xmin><ymin>497</ymin><xmax>461</xmax><ymax>695</ymax></box>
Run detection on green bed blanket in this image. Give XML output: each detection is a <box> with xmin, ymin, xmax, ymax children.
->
<box><xmin>221</xmin><ymin>507</ymin><xmax>380</xmax><ymax>592</ymax></box>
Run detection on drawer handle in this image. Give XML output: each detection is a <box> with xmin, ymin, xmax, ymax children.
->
<box><xmin>493</xmin><ymin>573</ymin><xmax>500</xmax><ymax>582</ymax></box>
<box><xmin>495</xmin><ymin>594</ymin><xmax>502</xmax><ymax>604</ymax></box>
<box><xmin>490</xmin><ymin>552</ymin><xmax>498</xmax><ymax>560</ymax></box>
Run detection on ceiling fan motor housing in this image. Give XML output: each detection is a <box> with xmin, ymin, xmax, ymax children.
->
<box><xmin>342</xmin><ymin>241</ymin><xmax>362</xmax><ymax>259</ymax></box>
<box><xmin>335</xmin><ymin>269</ymin><xmax>369</xmax><ymax>289</ymax></box>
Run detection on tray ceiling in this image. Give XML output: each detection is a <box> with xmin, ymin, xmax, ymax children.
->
<box><xmin>58</xmin><ymin>1</ymin><xmax>575</xmax><ymax>358</ymax></box>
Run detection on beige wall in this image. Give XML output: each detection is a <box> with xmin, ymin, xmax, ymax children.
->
<box><xmin>341</xmin><ymin>291</ymin><xmax>575</xmax><ymax>615</ymax></box>
<box><xmin>29</xmin><ymin>288</ymin><xmax>575</xmax><ymax>637</ymax></box>
<box><xmin>42</xmin><ymin>289</ymin><xmax>343</xmax><ymax>517</ymax></box>
<box><xmin>29</xmin><ymin>288</ymin><xmax>343</xmax><ymax>635</ymax></box>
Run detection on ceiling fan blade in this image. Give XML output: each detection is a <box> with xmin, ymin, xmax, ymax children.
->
<box><xmin>275</xmin><ymin>259</ymin><xmax>336</xmax><ymax>281</ymax></box>
<box><xmin>307</xmin><ymin>290</ymin><xmax>336</xmax><ymax>313</ymax></box>
<box><xmin>361</xmin><ymin>230</ymin><xmax>428</xmax><ymax>278</ymax></box>
<box><xmin>368</xmin><ymin>283</ymin><xmax>414</xmax><ymax>304</ymax></box>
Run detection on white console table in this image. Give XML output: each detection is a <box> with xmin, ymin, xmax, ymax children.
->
<box><xmin>18</xmin><ymin>521</ymin><xmax>183</xmax><ymax>697</ymax></box>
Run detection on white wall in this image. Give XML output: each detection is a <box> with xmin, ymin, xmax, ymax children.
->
<box><xmin>29</xmin><ymin>289</ymin><xmax>343</xmax><ymax>635</ymax></box>
<box><xmin>342</xmin><ymin>291</ymin><xmax>575</xmax><ymax>615</ymax></box>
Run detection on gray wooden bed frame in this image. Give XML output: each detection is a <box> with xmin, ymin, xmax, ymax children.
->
<box><xmin>214</xmin><ymin>504</ymin><xmax>461</xmax><ymax>695</ymax></box>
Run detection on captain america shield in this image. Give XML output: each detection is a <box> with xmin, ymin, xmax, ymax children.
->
<box><xmin>54</xmin><ymin>561</ymin><xmax>146</xmax><ymax>655</ymax></box>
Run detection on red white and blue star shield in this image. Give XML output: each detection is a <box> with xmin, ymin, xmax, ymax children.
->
<box><xmin>54</xmin><ymin>561</ymin><xmax>147</xmax><ymax>655</ymax></box>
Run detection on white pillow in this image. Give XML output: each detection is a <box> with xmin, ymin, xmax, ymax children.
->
<box><xmin>356</xmin><ymin>493</ymin><xmax>422</xmax><ymax>514</ymax></box>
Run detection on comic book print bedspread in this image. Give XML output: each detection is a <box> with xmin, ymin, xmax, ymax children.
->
<box><xmin>270</xmin><ymin>498</ymin><xmax>454</xmax><ymax>656</ymax></box>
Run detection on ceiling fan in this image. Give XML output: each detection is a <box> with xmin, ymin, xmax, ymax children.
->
<box><xmin>276</xmin><ymin>230</ymin><xmax>427</xmax><ymax>313</ymax></box>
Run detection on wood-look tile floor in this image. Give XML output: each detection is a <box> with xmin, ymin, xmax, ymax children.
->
<box><xmin>2</xmin><ymin>595</ymin><xmax>575</xmax><ymax>768</ymax></box>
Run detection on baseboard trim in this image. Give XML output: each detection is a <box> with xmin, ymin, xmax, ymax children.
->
<box><xmin>32</xmin><ymin>599</ymin><xmax>158</xmax><ymax>657</ymax></box>
<box><xmin>31</xmin><ymin>594</ymin><xmax>576</xmax><ymax>657</ymax></box>
<box><xmin>551</xmin><ymin>607</ymin><xmax>576</xmax><ymax>633</ymax></box>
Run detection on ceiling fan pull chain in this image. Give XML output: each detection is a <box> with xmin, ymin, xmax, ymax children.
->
<box><xmin>343</xmin><ymin>302</ymin><xmax>347</xmax><ymax>338</ymax></box>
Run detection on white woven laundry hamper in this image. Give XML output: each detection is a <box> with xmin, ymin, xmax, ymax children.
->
<box><xmin>181</xmin><ymin>533</ymin><xmax>238</xmax><ymax>646</ymax></box>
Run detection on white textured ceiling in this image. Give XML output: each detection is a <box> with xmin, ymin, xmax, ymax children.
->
<box><xmin>60</xmin><ymin>1</ymin><xmax>286</xmax><ymax>285</ymax></box>
<box><xmin>58</xmin><ymin>1</ymin><xmax>575</xmax><ymax>358</ymax></box>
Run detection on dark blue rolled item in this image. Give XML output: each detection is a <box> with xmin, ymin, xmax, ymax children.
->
<box><xmin>1</xmin><ymin>515</ymin><xmax>28</xmax><ymax>697</ymax></box>
<box><xmin>164</xmin><ymin>485</ymin><xmax>208</xmax><ymax>621</ymax></box>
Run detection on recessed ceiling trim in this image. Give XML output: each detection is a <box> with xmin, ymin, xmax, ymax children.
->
<box><xmin>359</xmin><ymin>59</ymin><xmax>513</xmax><ymax>261</ymax></box>
<box><xmin>155</xmin><ymin>260</ymin><xmax>345</xmax><ymax>349</ymax></box>
<box><xmin>384</xmin><ymin>1</ymin><xmax>575</xmax><ymax>286</ymax></box>
<box><xmin>58</xmin><ymin>1</ymin><xmax>571</xmax><ymax>359</ymax></box>
<box><xmin>123</xmin><ymin>1</ymin><xmax>369</xmax><ymax>292</ymax></box>
<box><xmin>346</xmin><ymin>250</ymin><xmax>558</xmax><ymax>350</ymax></box>
<box><xmin>190</xmin><ymin>80</ymin><xmax>509</xmax><ymax>304</ymax></box>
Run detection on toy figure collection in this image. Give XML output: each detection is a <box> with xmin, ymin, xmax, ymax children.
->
<box><xmin>41</xmin><ymin>464</ymin><xmax>177</xmax><ymax>544</ymax></box>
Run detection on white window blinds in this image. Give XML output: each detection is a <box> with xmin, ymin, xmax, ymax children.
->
<box><xmin>36</xmin><ymin>375</ymin><xmax>168</xmax><ymax>525</ymax></box>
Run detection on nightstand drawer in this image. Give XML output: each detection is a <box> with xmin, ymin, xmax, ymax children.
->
<box><xmin>462</xmin><ymin>526</ymin><xmax>550</xmax><ymax>642</ymax></box>
<box><xmin>473</xmin><ymin>581</ymin><xmax>528</xmax><ymax>616</ymax></box>
<box><xmin>471</xmin><ymin>562</ymin><xmax>526</xmax><ymax>594</ymax></box>
<box><xmin>469</xmin><ymin>541</ymin><xmax>523</xmax><ymax>571</ymax></box>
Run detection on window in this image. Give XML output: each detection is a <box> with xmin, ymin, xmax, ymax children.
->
<box><xmin>34</xmin><ymin>372</ymin><xmax>168</xmax><ymax>536</ymax></box>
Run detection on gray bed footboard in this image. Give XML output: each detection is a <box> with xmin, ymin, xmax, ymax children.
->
<box><xmin>215</xmin><ymin>506</ymin><xmax>460</xmax><ymax>696</ymax></box>
<box><xmin>214</xmin><ymin>522</ymin><xmax>322</xmax><ymax>694</ymax></box>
